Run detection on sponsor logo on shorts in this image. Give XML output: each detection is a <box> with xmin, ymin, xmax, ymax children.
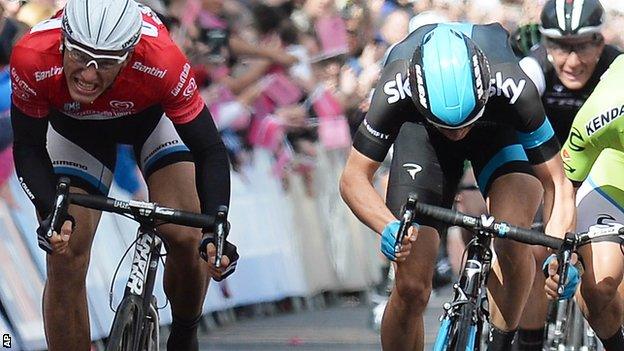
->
<box><xmin>402</xmin><ymin>163</ymin><xmax>422</xmax><ymax>180</ymax></box>
<box><xmin>53</xmin><ymin>160</ymin><xmax>88</xmax><ymax>171</ymax></box>
<box><xmin>143</xmin><ymin>140</ymin><xmax>180</xmax><ymax>163</ymax></box>
<box><xmin>597</xmin><ymin>214</ymin><xmax>616</xmax><ymax>225</ymax></box>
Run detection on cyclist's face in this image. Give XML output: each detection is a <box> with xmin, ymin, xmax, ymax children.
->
<box><xmin>436</xmin><ymin>124</ymin><xmax>474</xmax><ymax>141</ymax></box>
<box><xmin>546</xmin><ymin>37</ymin><xmax>604</xmax><ymax>90</ymax></box>
<box><xmin>62</xmin><ymin>39</ymin><xmax>131</xmax><ymax>104</ymax></box>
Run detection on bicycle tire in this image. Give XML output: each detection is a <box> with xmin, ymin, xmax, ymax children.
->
<box><xmin>106</xmin><ymin>295</ymin><xmax>144</xmax><ymax>351</ymax></box>
<box><xmin>140</xmin><ymin>300</ymin><xmax>159</xmax><ymax>351</ymax></box>
<box><xmin>451</xmin><ymin>303</ymin><xmax>479</xmax><ymax>351</ymax></box>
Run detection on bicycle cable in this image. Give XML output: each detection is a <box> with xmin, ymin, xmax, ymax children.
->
<box><xmin>109</xmin><ymin>233</ymin><xmax>141</xmax><ymax>313</ymax></box>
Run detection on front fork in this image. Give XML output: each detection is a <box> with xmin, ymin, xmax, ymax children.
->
<box><xmin>434</xmin><ymin>235</ymin><xmax>492</xmax><ymax>351</ymax></box>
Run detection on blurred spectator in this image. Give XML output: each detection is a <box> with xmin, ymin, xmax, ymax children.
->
<box><xmin>15</xmin><ymin>2</ymin><xmax>55</xmax><ymax>27</ymax></box>
<box><xmin>0</xmin><ymin>9</ymin><xmax>27</xmax><ymax>207</ymax></box>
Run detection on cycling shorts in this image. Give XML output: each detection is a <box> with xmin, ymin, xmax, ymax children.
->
<box><xmin>386</xmin><ymin>122</ymin><xmax>534</xmax><ymax>234</ymax></box>
<box><xmin>576</xmin><ymin>148</ymin><xmax>624</xmax><ymax>233</ymax></box>
<box><xmin>47</xmin><ymin>105</ymin><xmax>192</xmax><ymax>195</ymax></box>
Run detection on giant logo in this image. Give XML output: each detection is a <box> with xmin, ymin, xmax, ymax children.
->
<box><xmin>127</xmin><ymin>234</ymin><xmax>153</xmax><ymax>295</ymax></box>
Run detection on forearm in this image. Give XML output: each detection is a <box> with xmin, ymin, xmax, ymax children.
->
<box><xmin>175</xmin><ymin>106</ymin><xmax>231</xmax><ymax>216</ymax></box>
<box><xmin>339</xmin><ymin>155</ymin><xmax>395</xmax><ymax>234</ymax></box>
<box><xmin>11</xmin><ymin>107</ymin><xmax>56</xmax><ymax>217</ymax></box>
<box><xmin>541</xmin><ymin>171</ymin><xmax>576</xmax><ymax>238</ymax></box>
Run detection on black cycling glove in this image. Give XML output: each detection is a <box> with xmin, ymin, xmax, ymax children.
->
<box><xmin>36</xmin><ymin>213</ymin><xmax>75</xmax><ymax>254</ymax></box>
<box><xmin>198</xmin><ymin>231</ymin><xmax>239</xmax><ymax>282</ymax></box>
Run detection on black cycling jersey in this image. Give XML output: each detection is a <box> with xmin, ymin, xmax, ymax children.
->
<box><xmin>527</xmin><ymin>44</ymin><xmax>621</xmax><ymax>143</ymax></box>
<box><xmin>353</xmin><ymin>23</ymin><xmax>560</xmax><ymax>165</ymax></box>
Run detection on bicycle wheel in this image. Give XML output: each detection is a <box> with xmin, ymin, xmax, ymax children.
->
<box><xmin>106</xmin><ymin>295</ymin><xmax>144</xmax><ymax>351</ymax></box>
<box><xmin>140</xmin><ymin>300</ymin><xmax>159</xmax><ymax>351</ymax></box>
<box><xmin>452</xmin><ymin>303</ymin><xmax>479</xmax><ymax>351</ymax></box>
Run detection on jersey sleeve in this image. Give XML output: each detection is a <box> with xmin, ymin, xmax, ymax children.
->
<box><xmin>561</xmin><ymin>125</ymin><xmax>600</xmax><ymax>184</ymax></box>
<box><xmin>9</xmin><ymin>41</ymin><xmax>50</xmax><ymax>118</ymax></box>
<box><xmin>352</xmin><ymin>59</ymin><xmax>418</xmax><ymax>162</ymax></box>
<box><xmin>496</xmin><ymin>62</ymin><xmax>560</xmax><ymax>164</ymax></box>
<box><xmin>159</xmin><ymin>45</ymin><xmax>205</xmax><ymax>124</ymax></box>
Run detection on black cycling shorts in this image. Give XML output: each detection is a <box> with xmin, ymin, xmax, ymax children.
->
<box><xmin>386</xmin><ymin>121</ymin><xmax>534</xmax><ymax>234</ymax></box>
<box><xmin>47</xmin><ymin>105</ymin><xmax>193</xmax><ymax>195</ymax></box>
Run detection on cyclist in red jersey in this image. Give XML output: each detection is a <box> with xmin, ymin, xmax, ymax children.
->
<box><xmin>10</xmin><ymin>0</ymin><xmax>236</xmax><ymax>350</ymax></box>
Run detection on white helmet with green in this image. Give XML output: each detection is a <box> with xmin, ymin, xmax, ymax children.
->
<box><xmin>62</xmin><ymin>0</ymin><xmax>143</xmax><ymax>52</ymax></box>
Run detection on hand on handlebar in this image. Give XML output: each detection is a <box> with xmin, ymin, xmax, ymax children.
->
<box><xmin>381</xmin><ymin>220</ymin><xmax>417</xmax><ymax>262</ymax></box>
<box><xmin>200</xmin><ymin>234</ymin><xmax>239</xmax><ymax>281</ymax></box>
<box><xmin>543</xmin><ymin>253</ymin><xmax>583</xmax><ymax>300</ymax></box>
<box><xmin>36</xmin><ymin>214</ymin><xmax>75</xmax><ymax>254</ymax></box>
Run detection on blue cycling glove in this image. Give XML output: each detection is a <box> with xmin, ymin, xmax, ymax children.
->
<box><xmin>381</xmin><ymin>221</ymin><xmax>401</xmax><ymax>261</ymax></box>
<box><xmin>542</xmin><ymin>254</ymin><xmax>581</xmax><ymax>300</ymax></box>
<box><xmin>381</xmin><ymin>220</ymin><xmax>418</xmax><ymax>261</ymax></box>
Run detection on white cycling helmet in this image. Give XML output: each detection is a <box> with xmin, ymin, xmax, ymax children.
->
<box><xmin>62</xmin><ymin>0</ymin><xmax>143</xmax><ymax>52</ymax></box>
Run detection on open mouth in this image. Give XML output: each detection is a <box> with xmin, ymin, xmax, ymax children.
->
<box><xmin>73</xmin><ymin>77</ymin><xmax>98</xmax><ymax>95</ymax></box>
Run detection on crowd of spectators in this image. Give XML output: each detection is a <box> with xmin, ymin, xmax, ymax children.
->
<box><xmin>1</xmin><ymin>0</ymin><xmax>624</xmax><ymax>199</ymax></box>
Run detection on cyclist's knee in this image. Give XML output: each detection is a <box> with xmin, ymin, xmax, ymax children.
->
<box><xmin>161</xmin><ymin>226</ymin><xmax>202</xmax><ymax>252</ymax></box>
<box><xmin>494</xmin><ymin>239</ymin><xmax>534</xmax><ymax>263</ymax></box>
<box><xmin>47</xmin><ymin>251</ymin><xmax>90</xmax><ymax>280</ymax></box>
<box><xmin>581</xmin><ymin>277</ymin><xmax>621</xmax><ymax>313</ymax></box>
<box><xmin>394</xmin><ymin>275</ymin><xmax>431</xmax><ymax>311</ymax></box>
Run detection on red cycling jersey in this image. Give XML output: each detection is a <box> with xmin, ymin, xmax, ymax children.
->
<box><xmin>11</xmin><ymin>6</ymin><xmax>204</xmax><ymax>124</ymax></box>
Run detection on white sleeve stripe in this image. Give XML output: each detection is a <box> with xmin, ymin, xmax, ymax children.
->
<box><xmin>519</xmin><ymin>57</ymin><xmax>546</xmax><ymax>96</ymax></box>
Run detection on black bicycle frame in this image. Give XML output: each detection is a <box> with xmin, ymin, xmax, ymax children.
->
<box><xmin>124</xmin><ymin>224</ymin><xmax>163</xmax><ymax>314</ymax></box>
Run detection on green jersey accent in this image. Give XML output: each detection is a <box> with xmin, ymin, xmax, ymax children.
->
<box><xmin>562</xmin><ymin>55</ymin><xmax>624</xmax><ymax>183</ymax></box>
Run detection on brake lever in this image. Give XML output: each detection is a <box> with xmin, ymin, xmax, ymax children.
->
<box><xmin>214</xmin><ymin>205</ymin><xmax>229</xmax><ymax>268</ymax></box>
<box><xmin>47</xmin><ymin>177</ymin><xmax>72</xmax><ymax>239</ymax></box>
<box><xmin>394</xmin><ymin>193</ymin><xmax>417</xmax><ymax>253</ymax></box>
<box><xmin>556</xmin><ymin>232</ymin><xmax>576</xmax><ymax>297</ymax></box>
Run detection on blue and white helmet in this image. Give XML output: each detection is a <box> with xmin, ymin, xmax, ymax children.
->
<box><xmin>408</xmin><ymin>25</ymin><xmax>491</xmax><ymax>129</ymax></box>
<box><xmin>62</xmin><ymin>0</ymin><xmax>143</xmax><ymax>52</ymax></box>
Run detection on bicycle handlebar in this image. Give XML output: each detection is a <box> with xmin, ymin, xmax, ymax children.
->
<box><xmin>69</xmin><ymin>193</ymin><xmax>216</xmax><ymax>228</ymax></box>
<box><xmin>407</xmin><ymin>193</ymin><xmax>563</xmax><ymax>249</ymax></box>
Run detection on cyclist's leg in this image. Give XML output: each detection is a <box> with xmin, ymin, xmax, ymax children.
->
<box><xmin>577</xmin><ymin>242</ymin><xmax>624</xmax><ymax>343</ymax></box>
<box><xmin>136</xmin><ymin>114</ymin><xmax>206</xmax><ymax>350</ymax></box>
<box><xmin>515</xmin><ymin>245</ymin><xmax>549</xmax><ymax>351</ymax></box>
<box><xmin>44</xmin><ymin>113</ymin><xmax>115</xmax><ymax>350</ymax></box>
<box><xmin>467</xmin><ymin>124</ymin><xmax>542</xmax><ymax>349</ymax></box>
<box><xmin>383</xmin><ymin>122</ymin><xmax>463</xmax><ymax>350</ymax></box>
<box><xmin>574</xmin><ymin>149</ymin><xmax>624</xmax><ymax>349</ymax></box>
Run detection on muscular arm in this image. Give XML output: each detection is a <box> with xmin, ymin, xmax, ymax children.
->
<box><xmin>339</xmin><ymin>148</ymin><xmax>395</xmax><ymax>234</ymax></box>
<box><xmin>174</xmin><ymin>106</ymin><xmax>231</xmax><ymax>218</ymax></box>
<box><xmin>11</xmin><ymin>105</ymin><xmax>56</xmax><ymax>218</ymax></box>
<box><xmin>532</xmin><ymin>154</ymin><xmax>576</xmax><ymax>238</ymax></box>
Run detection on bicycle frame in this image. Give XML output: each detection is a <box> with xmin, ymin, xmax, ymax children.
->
<box><xmin>118</xmin><ymin>223</ymin><xmax>163</xmax><ymax>351</ymax></box>
<box><xmin>433</xmin><ymin>229</ymin><xmax>492</xmax><ymax>351</ymax></box>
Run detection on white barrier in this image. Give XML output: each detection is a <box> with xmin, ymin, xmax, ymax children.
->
<box><xmin>0</xmin><ymin>147</ymin><xmax>382</xmax><ymax>349</ymax></box>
